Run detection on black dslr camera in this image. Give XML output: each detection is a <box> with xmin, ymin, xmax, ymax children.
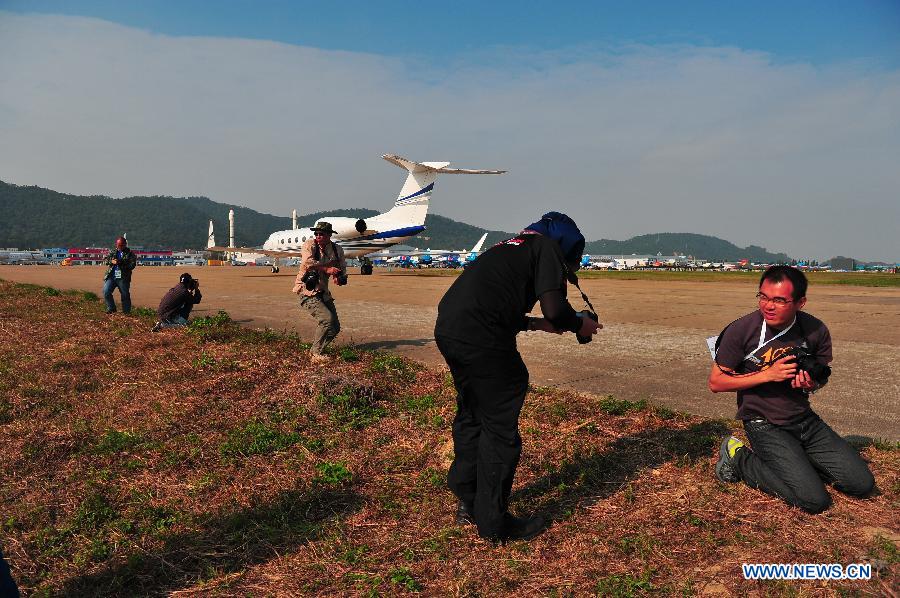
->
<box><xmin>180</xmin><ymin>273</ymin><xmax>199</xmax><ymax>290</ymax></box>
<box><xmin>335</xmin><ymin>271</ymin><xmax>348</xmax><ymax>286</ymax></box>
<box><xmin>576</xmin><ymin>310</ymin><xmax>599</xmax><ymax>344</ymax></box>
<box><xmin>776</xmin><ymin>347</ymin><xmax>831</xmax><ymax>385</ymax></box>
<box><xmin>301</xmin><ymin>269</ymin><xmax>320</xmax><ymax>291</ymax></box>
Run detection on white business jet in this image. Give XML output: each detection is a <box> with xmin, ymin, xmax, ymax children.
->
<box><xmin>209</xmin><ymin>154</ymin><xmax>504</xmax><ymax>272</ymax></box>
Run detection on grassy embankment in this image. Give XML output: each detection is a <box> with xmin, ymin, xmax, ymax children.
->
<box><xmin>0</xmin><ymin>279</ymin><xmax>897</xmax><ymax>596</ymax></box>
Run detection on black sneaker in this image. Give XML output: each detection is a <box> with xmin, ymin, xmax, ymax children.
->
<box><xmin>105</xmin><ymin>309</ymin><xmax>115</xmax><ymax>314</ymax></box>
<box><xmin>455</xmin><ymin>500</ymin><xmax>475</xmax><ymax>526</ymax></box>
<box><xmin>151</xmin><ymin>321</ymin><xmax>163</xmax><ymax>333</ymax></box>
<box><xmin>715</xmin><ymin>436</ymin><xmax>743</xmax><ymax>483</ymax></box>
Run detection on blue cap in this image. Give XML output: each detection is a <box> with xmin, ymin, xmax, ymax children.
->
<box><xmin>524</xmin><ymin>212</ymin><xmax>585</xmax><ymax>268</ymax></box>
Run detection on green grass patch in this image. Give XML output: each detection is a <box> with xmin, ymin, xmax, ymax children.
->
<box><xmin>187</xmin><ymin>310</ymin><xmax>237</xmax><ymax>341</ymax></box>
<box><xmin>403</xmin><ymin>394</ymin><xmax>436</xmax><ymax>413</ymax></box>
<box><xmin>220</xmin><ymin>420</ymin><xmax>301</xmax><ymax>457</ymax></box>
<box><xmin>652</xmin><ymin>405</ymin><xmax>678</xmax><ymax>420</ymax></box>
<box><xmin>389</xmin><ymin>566</ymin><xmax>422</xmax><ymax>592</ymax></box>
<box><xmin>313</xmin><ymin>461</ymin><xmax>352</xmax><ymax>486</ymax></box>
<box><xmin>193</xmin><ymin>351</ymin><xmax>218</xmax><ymax>369</ymax></box>
<box><xmin>71</xmin><ymin>490</ymin><xmax>119</xmax><ymax>532</ymax></box>
<box><xmin>336</xmin><ymin>346</ymin><xmax>360</xmax><ymax>362</ymax></box>
<box><xmin>368</xmin><ymin>352</ymin><xmax>418</xmax><ymax>383</ymax></box>
<box><xmin>94</xmin><ymin>429</ymin><xmax>143</xmax><ymax>455</ymax></box>
<box><xmin>598</xmin><ymin>396</ymin><xmax>648</xmax><ymax>416</ymax></box>
<box><xmin>869</xmin><ymin>534</ymin><xmax>899</xmax><ymax>565</ymax></box>
<box><xmin>319</xmin><ymin>391</ymin><xmax>385</xmax><ymax>430</ymax></box>
<box><xmin>594</xmin><ymin>570</ymin><xmax>654</xmax><ymax>596</ymax></box>
<box><xmin>130</xmin><ymin>306</ymin><xmax>156</xmax><ymax>318</ymax></box>
<box><xmin>871</xmin><ymin>438</ymin><xmax>900</xmax><ymax>451</ymax></box>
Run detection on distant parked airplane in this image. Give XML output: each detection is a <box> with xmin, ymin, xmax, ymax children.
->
<box><xmin>383</xmin><ymin>233</ymin><xmax>490</xmax><ymax>269</ymax></box>
<box><xmin>209</xmin><ymin>154</ymin><xmax>505</xmax><ymax>272</ymax></box>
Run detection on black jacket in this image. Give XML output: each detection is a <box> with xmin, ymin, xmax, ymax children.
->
<box><xmin>103</xmin><ymin>248</ymin><xmax>137</xmax><ymax>282</ymax></box>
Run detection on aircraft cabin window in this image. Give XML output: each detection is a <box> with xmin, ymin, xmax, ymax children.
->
<box><xmin>302</xmin><ymin>236</ymin><xmax>307</xmax><ymax>242</ymax></box>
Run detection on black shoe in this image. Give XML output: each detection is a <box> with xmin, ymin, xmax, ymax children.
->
<box><xmin>455</xmin><ymin>500</ymin><xmax>475</xmax><ymax>525</ymax></box>
<box><xmin>502</xmin><ymin>513</ymin><xmax>546</xmax><ymax>542</ymax></box>
<box><xmin>105</xmin><ymin>309</ymin><xmax>115</xmax><ymax>314</ymax></box>
<box><xmin>482</xmin><ymin>513</ymin><xmax>547</xmax><ymax>544</ymax></box>
<box><xmin>151</xmin><ymin>321</ymin><xmax>163</xmax><ymax>333</ymax></box>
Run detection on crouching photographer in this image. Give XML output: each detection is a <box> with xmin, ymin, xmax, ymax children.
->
<box><xmin>709</xmin><ymin>265</ymin><xmax>874</xmax><ymax>513</ymax></box>
<box><xmin>292</xmin><ymin>221</ymin><xmax>347</xmax><ymax>363</ymax></box>
<box><xmin>152</xmin><ymin>273</ymin><xmax>202</xmax><ymax>331</ymax></box>
<box><xmin>434</xmin><ymin>212</ymin><xmax>602</xmax><ymax>544</ymax></box>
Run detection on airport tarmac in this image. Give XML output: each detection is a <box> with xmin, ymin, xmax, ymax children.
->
<box><xmin>2</xmin><ymin>265</ymin><xmax>897</xmax><ymax>440</ymax></box>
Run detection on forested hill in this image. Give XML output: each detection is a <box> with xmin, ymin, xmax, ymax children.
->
<box><xmin>585</xmin><ymin>233</ymin><xmax>791</xmax><ymax>263</ymax></box>
<box><xmin>0</xmin><ymin>180</ymin><xmax>507</xmax><ymax>250</ymax></box>
<box><xmin>1</xmin><ymin>180</ymin><xmax>790</xmax><ymax>260</ymax></box>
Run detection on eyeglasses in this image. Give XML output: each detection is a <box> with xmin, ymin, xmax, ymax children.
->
<box><xmin>756</xmin><ymin>292</ymin><xmax>794</xmax><ymax>307</ymax></box>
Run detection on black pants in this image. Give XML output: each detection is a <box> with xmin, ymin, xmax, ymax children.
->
<box><xmin>435</xmin><ymin>335</ymin><xmax>529</xmax><ymax>538</ymax></box>
<box><xmin>735</xmin><ymin>411</ymin><xmax>874</xmax><ymax>513</ymax></box>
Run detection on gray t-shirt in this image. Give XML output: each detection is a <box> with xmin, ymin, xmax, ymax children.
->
<box><xmin>715</xmin><ymin>310</ymin><xmax>832</xmax><ymax>424</ymax></box>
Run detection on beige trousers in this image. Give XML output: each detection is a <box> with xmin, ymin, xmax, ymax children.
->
<box><xmin>300</xmin><ymin>294</ymin><xmax>340</xmax><ymax>355</ymax></box>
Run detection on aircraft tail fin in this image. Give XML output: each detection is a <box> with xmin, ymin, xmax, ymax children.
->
<box><xmin>376</xmin><ymin>154</ymin><xmax>505</xmax><ymax>227</ymax></box>
<box><xmin>471</xmin><ymin>232</ymin><xmax>488</xmax><ymax>253</ymax></box>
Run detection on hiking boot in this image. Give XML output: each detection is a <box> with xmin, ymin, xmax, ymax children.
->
<box><xmin>310</xmin><ymin>353</ymin><xmax>329</xmax><ymax>364</ymax></box>
<box><xmin>151</xmin><ymin>321</ymin><xmax>163</xmax><ymax>333</ymax></box>
<box><xmin>455</xmin><ymin>500</ymin><xmax>475</xmax><ymax>526</ymax></box>
<box><xmin>716</xmin><ymin>436</ymin><xmax>744</xmax><ymax>483</ymax></box>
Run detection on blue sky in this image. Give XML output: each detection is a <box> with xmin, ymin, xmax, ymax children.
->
<box><xmin>1</xmin><ymin>2</ymin><xmax>898</xmax><ymax>260</ymax></box>
<box><xmin>4</xmin><ymin>0</ymin><xmax>899</xmax><ymax>66</ymax></box>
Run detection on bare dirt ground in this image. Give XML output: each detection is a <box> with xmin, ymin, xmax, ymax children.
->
<box><xmin>2</xmin><ymin>265</ymin><xmax>898</xmax><ymax>440</ymax></box>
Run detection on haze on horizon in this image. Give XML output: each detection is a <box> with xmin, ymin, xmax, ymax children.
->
<box><xmin>1</xmin><ymin>5</ymin><xmax>898</xmax><ymax>262</ymax></box>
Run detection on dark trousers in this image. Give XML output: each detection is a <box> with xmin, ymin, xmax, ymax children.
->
<box><xmin>160</xmin><ymin>302</ymin><xmax>194</xmax><ymax>328</ymax></box>
<box><xmin>102</xmin><ymin>276</ymin><xmax>131</xmax><ymax>313</ymax></box>
<box><xmin>735</xmin><ymin>411</ymin><xmax>875</xmax><ymax>513</ymax></box>
<box><xmin>436</xmin><ymin>335</ymin><xmax>529</xmax><ymax>538</ymax></box>
<box><xmin>0</xmin><ymin>547</ymin><xmax>19</xmax><ymax>597</ymax></box>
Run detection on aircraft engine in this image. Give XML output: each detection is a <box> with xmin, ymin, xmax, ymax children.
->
<box><xmin>355</xmin><ymin>219</ymin><xmax>367</xmax><ymax>234</ymax></box>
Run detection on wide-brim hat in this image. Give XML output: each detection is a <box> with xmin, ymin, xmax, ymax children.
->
<box><xmin>311</xmin><ymin>221</ymin><xmax>335</xmax><ymax>234</ymax></box>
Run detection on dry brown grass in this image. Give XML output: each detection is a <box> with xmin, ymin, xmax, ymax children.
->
<box><xmin>0</xmin><ymin>279</ymin><xmax>896</xmax><ymax>597</ymax></box>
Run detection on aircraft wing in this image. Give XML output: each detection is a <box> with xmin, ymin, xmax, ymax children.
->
<box><xmin>208</xmin><ymin>246</ymin><xmax>306</xmax><ymax>258</ymax></box>
<box><xmin>382</xmin><ymin>154</ymin><xmax>506</xmax><ymax>175</ymax></box>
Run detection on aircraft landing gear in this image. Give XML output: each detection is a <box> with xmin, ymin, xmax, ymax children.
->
<box><xmin>271</xmin><ymin>265</ymin><xmax>280</xmax><ymax>273</ymax></box>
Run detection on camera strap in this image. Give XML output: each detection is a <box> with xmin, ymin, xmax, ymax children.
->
<box><xmin>747</xmin><ymin>316</ymin><xmax>796</xmax><ymax>361</ymax></box>
<box><xmin>312</xmin><ymin>241</ymin><xmax>340</xmax><ymax>265</ymax></box>
<box><xmin>566</xmin><ymin>270</ymin><xmax>596</xmax><ymax>315</ymax></box>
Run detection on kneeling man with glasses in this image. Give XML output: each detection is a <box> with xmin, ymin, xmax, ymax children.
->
<box><xmin>708</xmin><ymin>266</ymin><xmax>874</xmax><ymax>513</ymax></box>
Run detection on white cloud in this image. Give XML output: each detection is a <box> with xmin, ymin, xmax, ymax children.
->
<box><xmin>1</xmin><ymin>12</ymin><xmax>898</xmax><ymax>260</ymax></box>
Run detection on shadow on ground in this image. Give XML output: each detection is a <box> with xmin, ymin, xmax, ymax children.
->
<box><xmin>356</xmin><ymin>338</ymin><xmax>434</xmax><ymax>350</ymax></box>
<box><xmin>60</xmin><ymin>488</ymin><xmax>363</xmax><ymax>597</ymax></box>
<box><xmin>513</xmin><ymin>421</ymin><xmax>730</xmax><ymax>522</ymax></box>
